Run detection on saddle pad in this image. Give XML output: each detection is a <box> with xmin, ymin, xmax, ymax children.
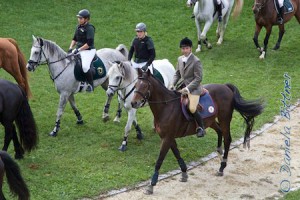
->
<box><xmin>274</xmin><ymin>0</ymin><xmax>294</xmax><ymax>14</ymax></box>
<box><xmin>181</xmin><ymin>92</ymin><xmax>216</xmax><ymax>121</ymax></box>
<box><xmin>74</xmin><ymin>56</ymin><xmax>106</xmax><ymax>82</ymax></box>
<box><xmin>152</xmin><ymin>67</ymin><xmax>164</xmax><ymax>85</ymax></box>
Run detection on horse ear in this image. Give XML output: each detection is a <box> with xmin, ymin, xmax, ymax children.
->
<box><xmin>32</xmin><ymin>35</ymin><xmax>36</xmax><ymax>41</ymax></box>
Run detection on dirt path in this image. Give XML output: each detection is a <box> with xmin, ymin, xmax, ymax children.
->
<box><xmin>96</xmin><ymin>103</ymin><xmax>300</xmax><ymax>200</ymax></box>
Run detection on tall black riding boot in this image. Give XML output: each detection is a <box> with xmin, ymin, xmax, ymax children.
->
<box><xmin>278</xmin><ymin>6</ymin><xmax>284</xmax><ymax>24</ymax></box>
<box><xmin>85</xmin><ymin>69</ymin><xmax>94</xmax><ymax>92</ymax></box>
<box><xmin>192</xmin><ymin>111</ymin><xmax>206</xmax><ymax>137</ymax></box>
<box><xmin>216</xmin><ymin>4</ymin><xmax>222</xmax><ymax>22</ymax></box>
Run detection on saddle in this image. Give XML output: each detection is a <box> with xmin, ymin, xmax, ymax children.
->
<box><xmin>74</xmin><ymin>55</ymin><xmax>106</xmax><ymax>82</ymax></box>
<box><xmin>274</xmin><ymin>0</ymin><xmax>294</xmax><ymax>14</ymax></box>
<box><xmin>181</xmin><ymin>89</ymin><xmax>216</xmax><ymax>121</ymax></box>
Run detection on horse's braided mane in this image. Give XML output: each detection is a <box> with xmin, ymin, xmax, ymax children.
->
<box><xmin>42</xmin><ymin>39</ymin><xmax>66</xmax><ymax>60</ymax></box>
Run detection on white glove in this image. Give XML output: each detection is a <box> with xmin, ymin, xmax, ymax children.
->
<box><xmin>179</xmin><ymin>87</ymin><xmax>189</xmax><ymax>95</ymax></box>
<box><xmin>72</xmin><ymin>48</ymin><xmax>79</xmax><ymax>54</ymax></box>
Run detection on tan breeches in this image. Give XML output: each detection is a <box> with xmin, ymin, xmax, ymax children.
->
<box><xmin>188</xmin><ymin>93</ymin><xmax>200</xmax><ymax>114</ymax></box>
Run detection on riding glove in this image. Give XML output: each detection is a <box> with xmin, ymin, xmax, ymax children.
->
<box><xmin>72</xmin><ymin>48</ymin><xmax>79</xmax><ymax>54</ymax></box>
<box><xmin>67</xmin><ymin>48</ymin><xmax>73</xmax><ymax>54</ymax></box>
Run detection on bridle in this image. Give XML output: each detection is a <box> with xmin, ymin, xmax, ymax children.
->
<box><xmin>108</xmin><ymin>76</ymin><xmax>138</xmax><ymax>102</ymax></box>
<box><xmin>253</xmin><ymin>0</ymin><xmax>266</xmax><ymax>13</ymax></box>
<box><xmin>134</xmin><ymin>76</ymin><xmax>181</xmax><ymax>107</ymax></box>
<box><xmin>27</xmin><ymin>38</ymin><xmax>73</xmax><ymax>81</ymax></box>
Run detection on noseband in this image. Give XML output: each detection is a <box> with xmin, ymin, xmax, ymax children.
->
<box><xmin>134</xmin><ymin>77</ymin><xmax>151</xmax><ymax>107</ymax></box>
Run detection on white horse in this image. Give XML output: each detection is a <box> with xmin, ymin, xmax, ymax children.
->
<box><xmin>106</xmin><ymin>60</ymin><xmax>175</xmax><ymax>151</ymax></box>
<box><xmin>26</xmin><ymin>35</ymin><xmax>128</xmax><ymax>136</ymax></box>
<box><xmin>187</xmin><ymin>0</ymin><xmax>244</xmax><ymax>52</ymax></box>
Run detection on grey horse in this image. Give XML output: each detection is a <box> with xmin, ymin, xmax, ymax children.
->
<box><xmin>27</xmin><ymin>35</ymin><xmax>128</xmax><ymax>136</ymax></box>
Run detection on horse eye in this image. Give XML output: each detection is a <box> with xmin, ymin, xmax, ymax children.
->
<box><xmin>116</xmin><ymin>76</ymin><xmax>120</xmax><ymax>80</ymax></box>
<box><xmin>34</xmin><ymin>51</ymin><xmax>39</xmax><ymax>55</ymax></box>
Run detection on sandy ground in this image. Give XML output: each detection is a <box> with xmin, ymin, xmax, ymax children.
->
<box><xmin>92</xmin><ymin>102</ymin><xmax>300</xmax><ymax>200</ymax></box>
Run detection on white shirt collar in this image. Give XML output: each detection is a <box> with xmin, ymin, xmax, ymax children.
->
<box><xmin>182</xmin><ymin>53</ymin><xmax>192</xmax><ymax>63</ymax></box>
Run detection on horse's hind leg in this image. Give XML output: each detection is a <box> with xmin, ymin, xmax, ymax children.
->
<box><xmin>217</xmin><ymin>121</ymin><xmax>232</xmax><ymax>176</ymax></box>
<box><xmin>171</xmin><ymin>140</ymin><xmax>188</xmax><ymax>182</ymax></box>
<box><xmin>273</xmin><ymin>25</ymin><xmax>285</xmax><ymax>50</ymax></box>
<box><xmin>12</xmin><ymin>126</ymin><xmax>24</xmax><ymax>159</ymax></box>
<box><xmin>101</xmin><ymin>79</ymin><xmax>112</xmax><ymax>122</ymax></box>
<box><xmin>211</xmin><ymin>121</ymin><xmax>223</xmax><ymax>159</ymax></box>
<box><xmin>113</xmin><ymin>102</ymin><xmax>122</xmax><ymax>123</ymax></box>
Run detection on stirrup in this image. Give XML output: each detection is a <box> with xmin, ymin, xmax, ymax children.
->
<box><xmin>196</xmin><ymin>127</ymin><xmax>206</xmax><ymax>137</ymax></box>
<box><xmin>86</xmin><ymin>84</ymin><xmax>94</xmax><ymax>92</ymax></box>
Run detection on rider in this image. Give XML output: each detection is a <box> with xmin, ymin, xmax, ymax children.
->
<box><xmin>128</xmin><ymin>22</ymin><xmax>156</xmax><ymax>71</ymax></box>
<box><xmin>68</xmin><ymin>9</ymin><xmax>95</xmax><ymax>92</ymax></box>
<box><xmin>170</xmin><ymin>37</ymin><xmax>205</xmax><ymax>138</ymax></box>
<box><xmin>277</xmin><ymin>0</ymin><xmax>284</xmax><ymax>24</ymax></box>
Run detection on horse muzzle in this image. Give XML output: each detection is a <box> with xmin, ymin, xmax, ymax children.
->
<box><xmin>26</xmin><ymin>60</ymin><xmax>37</xmax><ymax>72</ymax></box>
<box><xmin>106</xmin><ymin>88</ymin><xmax>115</xmax><ymax>97</ymax></box>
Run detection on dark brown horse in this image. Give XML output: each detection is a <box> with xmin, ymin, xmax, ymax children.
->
<box><xmin>0</xmin><ymin>38</ymin><xmax>31</xmax><ymax>98</ymax></box>
<box><xmin>252</xmin><ymin>0</ymin><xmax>300</xmax><ymax>59</ymax></box>
<box><xmin>0</xmin><ymin>151</ymin><xmax>30</xmax><ymax>200</ymax></box>
<box><xmin>0</xmin><ymin>79</ymin><xmax>38</xmax><ymax>159</ymax></box>
<box><xmin>131</xmin><ymin>70</ymin><xmax>264</xmax><ymax>195</ymax></box>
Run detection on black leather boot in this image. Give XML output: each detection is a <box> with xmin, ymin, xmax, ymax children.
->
<box><xmin>216</xmin><ymin>4</ymin><xmax>222</xmax><ymax>22</ymax></box>
<box><xmin>192</xmin><ymin>111</ymin><xmax>206</xmax><ymax>137</ymax></box>
<box><xmin>278</xmin><ymin>6</ymin><xmax>284</xmax><ymax>24</ymax></box>
<box><xmin>85</xmin><ymin>69</ymin><xmax>94</xmax><ymax>92</ymax></box>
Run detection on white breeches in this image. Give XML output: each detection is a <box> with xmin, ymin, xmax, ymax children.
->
<box><xmin>132</xmin><ymin>61</ymin><xmax>147</xmax><ymax>69</ymax></box>
<box><xmin>278</xmin><ymin>0</ymin><xmax>284</xmax><ymax>7</ymax></box>
<box><xmin>217</xmin><ymin>0</ymin><xmax>221</xmax><ymax>4</ymax></box>
<box><xmin>80</xmin><ymin>49</ymin><xmax>96</xmax><ymax>73</ymax></box>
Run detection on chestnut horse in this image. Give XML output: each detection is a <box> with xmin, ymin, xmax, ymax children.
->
<box><xmin>131</xmin><ymin>70</ymin><xmax>264</xmax><ymax>195</ymax></box>
<box><xmin>0</xmin><ymin>38</ymin><xmax>31</xmax><ymax>98</ymax></box>
<box><xmin>0</xmin><ymin>151</ymin><xmax>30</xmax><ymax>200</ymax></box>
<box><xmin>252</xmin><ymin>0</ymin><xmax>300</xmax><ymax>59</ymax></box>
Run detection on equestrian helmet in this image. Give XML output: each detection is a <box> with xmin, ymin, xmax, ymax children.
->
<box><xmin>180</xmin><ymin>37</ymin><xmax>193</xmax><ymax>47</ymax></box>
<box><xmin>135</xmin><ymin>22</ymin><xmax>147</xmax><ymax>32</ymax></box>
<box><xmin>77</xmin><ymin>9</ymin><xmax>90</xmax><ymax>19</ymax></box>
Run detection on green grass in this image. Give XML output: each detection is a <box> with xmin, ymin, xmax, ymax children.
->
<box><xmin>0</xmin><ymin>0</ymin><xmax>300</xmax><ymax>199</ymax></box>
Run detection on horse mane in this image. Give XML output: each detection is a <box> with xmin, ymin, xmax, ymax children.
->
<box><xmin>40</xmin><ymin>38</ymin><xmax>67</xmax><ymax>60</ymax></box>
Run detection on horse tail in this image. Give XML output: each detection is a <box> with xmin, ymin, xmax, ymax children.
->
<box><xmin>15</xmin><ymin>88</ymin><xmax>38</xmax><ymax>152</ymax></box>
<box><xmin>7</xmin><ymin>38</ymin><xmax>32</xmax><ymax>99</ymax></box>
<box><xmin>0</xmin><ymin>151</ymin><xmax>30</xmax><ymax>200</ymax></box>
<box><xmin>116</xmin><ymin>44</ymin><xmax>129</xmax><ymax>60</ymax></box>
<box><xmin>232</xmin><ymin>0</ymin><xmax>244</xmax><ymax>19</ymax></box>
<box><xmin>225</xmin><ymin>83</ymin><xmax>264</xmax><ymax>148</ymax></box>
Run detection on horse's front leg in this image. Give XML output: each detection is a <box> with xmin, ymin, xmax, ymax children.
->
<box><xmin>102</xmin><ymin>95</ymin><xmax>112</xmax><ymax>122</ymax></box>
<box><xmin>253</xmin><ymin>24</ymin><xmax>262</xmax><ymax>52</ymax></box>
<box><xmin>145</xmin><ymin>138</ymin><xmax>171</xmax><ymax>195</ymax></box>
<box><xmin>68</xmin><ymin>94</ymin><xmax>83</xmax><ymax>124</ymax></box>
<box><xmin>211</xmin><ymin>121</ymin><xmax>223</xmax><ymax>160</ymax></box>
<box><xmin>195</xmin><ymin>18</ymin><xmax>203</xmax><ymax>52</ymax></box>
<box><xmin>259</xmin><ymin>26</ymin><xmax>272</xmax><ymax>59</ymax></box>
<box><xmin>217</xmin><ymin>130</ymin><xmax>232</xmax><ymax>176</ymax></box>
<box><xmin>49</xmin><ymin>93</ymin><xmax>69</xmax><ymax>137</ymax></box>
<box><xmin>273</xmin><ymin>25</ymin><xmax>285</xmax><ymax>50</ymax></box>
<box><xmin>170</xmin><ymin>139</ymin><xmax>188</xmax><ymax>182</ymax></box>
<box><xmin>201</xmin><ymin>20</ymin><xmax>213</xmax><ymax>49</ymax></box>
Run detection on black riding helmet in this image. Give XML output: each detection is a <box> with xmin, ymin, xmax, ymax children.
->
<box><xmin>77</xmin><ymin>9</ymin><xmax>90</xmax><ymax>19</ymax></box>
<box><xmin>180</xmin><ymin>37</ymin><xmax>193</xmax><ymax>48</ymax></box>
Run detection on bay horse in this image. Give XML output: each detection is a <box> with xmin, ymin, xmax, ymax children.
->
<box><xmin>106</xmin><ymin>60</ymin><xmax>175</xmax><ymax>151</ymax></box>
<box><xmin>0</xmin><ymin>38</ymin><xmax>32</xmax><ymax>98</ymax></box>
<box><xmin>252</xmin><ymin>0</ymin><xmax>300</xmax><ymax>59</ymax></box>
<box><xmin>0</xmin><ymin>150</ymin><xmax>30</xmax><ymax>200</ymax></box>
<box><xmin>26</xmin><ymin>36</ymin><xmax>128</xmax><ymax>137</ymax></box>
<box><xmin>131</xmin><ymin>69</ymin><xmax>264</xmax><ymax>195</ymax></box>
<box><xmin>186</xmin><ymin>0</ymin><xmax>244</xmax><ymax>52</ymax></box>
<box><xmin>0</xmin><ymin>79</ymin><xmax>38</xmax><ymax>159</ymax></box>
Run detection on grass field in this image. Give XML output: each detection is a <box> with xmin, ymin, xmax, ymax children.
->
<box><xmin>0</xmin><ymin>0</ymin><xmax>300</xmax><ymax>199</ymax></box>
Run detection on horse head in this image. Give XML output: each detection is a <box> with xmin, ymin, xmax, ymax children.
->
<box><xmin>131</xmin><ymin>69</ymin><xmax>151</xmax><ymax>108</ymax></box>
<box><xmin>106</xmin><ymin>61</ymin><xmax>125</xmax><ymax>97</ymax></box>
<box><xmin>27</xmin><ymin>35</ymin><xmax>47</xmax><ymax>72</ymax></box>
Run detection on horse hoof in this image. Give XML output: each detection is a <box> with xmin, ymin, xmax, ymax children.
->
<box><xmin>76</xmin><ymin>120</ymin><xmax>83</xmax><ymax>125</ymax></box>
<box><xmin>195</xmin><ymin>48</ymin><xmax>201</xmax><ymax>53</ymax></box>
<box><xmin>118</xmin><ymin>145</ymin><xmax>127</xmax><ymax>152</ymax></box>
<box><xmin>179</xmin><ymin>172</ymin><xmax>188</xmax><ymax>182</ymax></box>
<box><xmin>15</xmin><ymin>154</ymin><xmax>24</xmax><ymax>160</ymax></box>
<box><xmin>113</xmin><ymin>117</ymin><xmax>120</xmax><ymax>123</ymax></box>
<box><xmin>102</xmin><ymin>115</ymin><xmax>110</xmax><ymax>122</ymax></box>
<box><xmin>216</xmin><ymin>171</ymin><xmax>224</xmax><ymax>176</ymax></box>
<box><xmin>49</xmin><ymin>131</ymin><xmax>57</xmax><ymax>137</ymax></box>
<box><xmin>207</xmin><ymin>43</ymin><xmax>212</xmax><ymax>49</ymax></box>
<box><xmin>144</xmin><ymin>185</ymin><xmax>154</xmax><ymax>195</ymax></box>
<box><xmin>136</xmin><ymin>132</ymin><xmax>144</xmax><ymax>140</ymax></box>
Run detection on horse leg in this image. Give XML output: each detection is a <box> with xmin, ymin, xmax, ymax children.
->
<box><xmin>49</xmin><ymin>94</ymin><xmax>69</xmax><ymax>137</ymax></box>
<box><xmin>217</xmin><ymin>121</ymin><xmax>232</xmax><ymax>176</ymax></box>
<box><xmin>195</xmin><ymin>18</ymin><xmax>203</xmax><ymax>52</ymax></box>
<box><xmin>273</xmin><ymin>25</ymin><xmax>285</xmax><ymax>50</ymax></box>
<box><xmin>102</xmin><ymin>95</ymin><xmax>112</xmax><ymax>122</ymax></box>
<box><xmin>2</xmin><ymin>123</ymin><xmax>13</xmax><ymax>152</ymax></box>
<box><xmin>12</xmin><ymin>125</ymin><xmax>24</xmax><ymax>159</ymax></box>
<box><xmin>113</xmin><ymin>102</ymin><xmax>122</xmax><ymax>123</ymax></box>
<box><xmin>211</xmin><ymin>121</ymin><xmax>223</xmax><ymax>160</ymax></box>
<box><xmin>259</xmin><ymin>26</ymin><xmax>272</xmax><ymax>59</ymax></box>
<box><xmin>200</xmin><ymin>21</ymin><xmax>213</xmax><ymax>49</ymax></box>
<box><xmin>145</xmin><ymin>138</ymin><xmax>171</xmax><ymax>195</ymax></box>
<box><xmin>170</xmin><ymin>140</ymin><xmax>188</xmax><ymax>182</ymax></box>
<box><xmin>118</xmin><ymin>108</ymin><xmax>136</xmax><ymax>152</ymax></box>
<box><xmin>68</xmin><ymin>94</ymin><xmax>83</xmax><ymax>125</ymax></box>
<box><xmin>253</xmin><ymin>24</ymin><xmax>262</xmax><ymax>52</ymax></box>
